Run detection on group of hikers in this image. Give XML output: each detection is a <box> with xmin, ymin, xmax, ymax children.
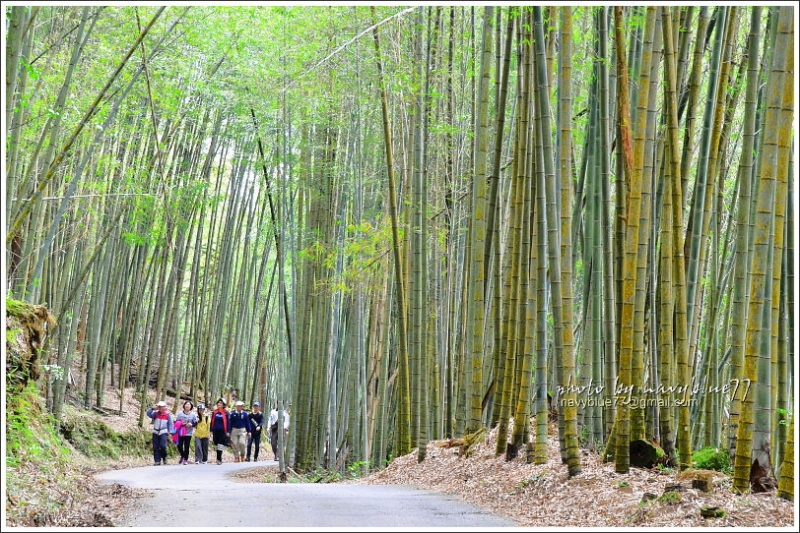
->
<box><xmin>146</xmin><ymin>398</ymin><xmax>290</xmax><ymax>466</ymax></box>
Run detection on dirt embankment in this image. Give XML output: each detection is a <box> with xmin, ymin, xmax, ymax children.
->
<box><xmin>344</xmin><ymin>425</ymin><xmax>795</xmax><ymax>528</ymax></box>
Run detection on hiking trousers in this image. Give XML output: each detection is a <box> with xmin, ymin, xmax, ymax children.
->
<box><xmin>152</xmin><ymin>433</ymin><xmax>168</xmax><ymax>464</ymax></box>
<box><xmin>230</xmin><ymin>427</ymin><xmax>248</xmax><ymax>459</ymax></box>
<box><xmin>247</xmin><ymin>431</ymin><xmax>262</xmax><ymax>461</ymax></box>
<box><xmin>194</xmin><ymin>436</ymin><xmax>209</xmax><ymax>463</ymax></box>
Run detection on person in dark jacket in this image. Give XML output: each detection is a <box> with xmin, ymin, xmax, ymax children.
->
<box><xmin>246</xmin><ymin>401</ymin><xmax>264</xmax><ymax>462</ymax></box>
<box><xmin>211</xmin><ymin>398</ymin><xmax>230</xmax><ymax>465</ymax></box>
<box><xmin>146</xmin><ymin>400</ymin><xmax>174</xmax><ymax>465</ymax></box>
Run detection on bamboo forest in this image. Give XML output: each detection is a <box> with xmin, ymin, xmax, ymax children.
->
<box><xmin>3</xmin><ymin>4</ymin><xmax>797</xmax><ymax>510</ymax></box>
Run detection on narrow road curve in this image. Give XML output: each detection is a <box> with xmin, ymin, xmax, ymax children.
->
<box><xmin>96</xmin><ymin>461</ymin><xmax>516</xmax><ymax>527</ymax></box>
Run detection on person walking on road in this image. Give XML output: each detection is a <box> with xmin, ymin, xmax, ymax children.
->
<box><xmin>146</xmin><ymin>400</ymin><xmax>174</xmax><ymax>465</ymax></box>
<box><xmin>246</xmin><ymin>401</ymin><xmax>264</xmax><ymax>462</ymax></box>
<box><xmin>268</xmin><ymin>406</ymin><xmax>290</xmax><ymax>461</ymax></box>
<box><xmin>193</xmin><ymin>403</ymin><xmax>210</xmax><ymax>464</ymax></box>
<box><xmin>211</xmin><ymin>399</ymin><xmax>230</xmax><ymax>465</ymax></box>
<box><xmin>229</xmin><ymin>400</ymin><xmax>252</xmax><ymax>463</ymax></box>
<box><xmin>175</xmin><ymin>401</ymin><xmax>198</xmax><ymax>465</ymax></box>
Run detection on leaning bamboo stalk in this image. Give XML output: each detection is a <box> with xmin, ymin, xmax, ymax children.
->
<box><xmin>7</xmin><ymin>7</ymin><xmax>165</xmax><ymax>245</ymax></box>
<box><xmin>370</xmin><ymin>6</ymin><xmax>411</xmax><ymax>454</ymax></box>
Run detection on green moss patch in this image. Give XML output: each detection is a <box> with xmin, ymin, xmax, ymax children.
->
<box><xmin>692</xmin><ymin>446</ymin><xmax>732</xmax><ymax>474</ymax></box>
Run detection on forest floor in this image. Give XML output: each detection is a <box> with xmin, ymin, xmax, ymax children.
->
<box><xmin>6</xmin><ymin>381</ymin><xmax>796</xmax><ymax>528</ymax></box>
<box><xmin>235</xmin><ymin>422</ymin><xmax>796</xmax><ymax>528</ymax></box>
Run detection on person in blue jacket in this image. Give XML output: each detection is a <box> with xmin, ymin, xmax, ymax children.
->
<box><xmin>229</xmin><ymin>400</ymin><xmax>252</xmax><ymax>463</ymax></box>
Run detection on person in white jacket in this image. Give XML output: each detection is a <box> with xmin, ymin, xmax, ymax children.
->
<box><xmin>268</xmin><ymin>406</ymin><xmax>290</xmax><ymax>460</ymax></box>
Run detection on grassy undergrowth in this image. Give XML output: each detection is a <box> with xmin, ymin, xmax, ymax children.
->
<box><xmin>253</xmin><ymin>462</ymin><xmax>375</xmax><ymax>484</ymax></box>
<box><xmin>5</xmin><ymin>384</ymin><xmax>150</xmax><ymax>526</ymax></box>
<box><xmin>691</xmin><ymin>446</ymin><xmax>732</xmax><ymax>474</ymax></box>
<box><xmin>5</xmin><ymin>384</ymin><xmax>70</xmax><ymax>469</ymax></box>
<box><xmin>60</xmin><ymin>408</ymin><xmax>150</xmax><ymax>459</ymax></box>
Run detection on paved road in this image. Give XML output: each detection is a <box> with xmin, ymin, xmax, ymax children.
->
<box><xmin>96</xmin><ymin>460</ymin><xmax>516</xmax><ymax>528</ymax></box>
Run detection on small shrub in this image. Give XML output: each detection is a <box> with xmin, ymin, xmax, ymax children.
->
<box><xmin>304</xmin><ymin>468</ymin><xmax>343</xmax><ymax>483</ymax></box>
<box><xmin>657</xmin><ymin>491</ymin><xmax>682</xmax><ymax>504</ymax></box>
<box><xmin>347</xmin><ymin>460</ymin><xmax>371</xmax><ymax>479</ymax></box>
<box><xmin>655</xmin><ymin>463</ymin><xmax>675</xmax><ymax>475</ymax></box>
<box><xmin>700</xmin><ymin>506</ymin><xmax>727</xmax><ymax>518</ymax></box>
<box><xmin>692</xmin><ymin>446</ymin><xmax>731</xmax><ymax>474</ymax></box>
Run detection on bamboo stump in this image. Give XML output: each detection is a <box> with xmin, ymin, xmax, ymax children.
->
<box><xmin>629</xmin><ymin>439</ymin><xmax>664</xmax><ymax>468</ymax></box>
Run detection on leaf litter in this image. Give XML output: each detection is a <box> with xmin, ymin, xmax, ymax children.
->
<box><xmin>7</xmin><ymin>382</ymin><xmax>795</xmax><ymax>528</ymax></box>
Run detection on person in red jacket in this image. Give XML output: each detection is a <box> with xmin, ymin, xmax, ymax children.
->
<box><xmin>146</xmin><ymin>400</ymin><xmax>174</xmax><ymax>465</ymax></box>
<box><xmin>211</xmin><ymin>398</ymin><xmax>230</xmax><ymax>465</ymax></box>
